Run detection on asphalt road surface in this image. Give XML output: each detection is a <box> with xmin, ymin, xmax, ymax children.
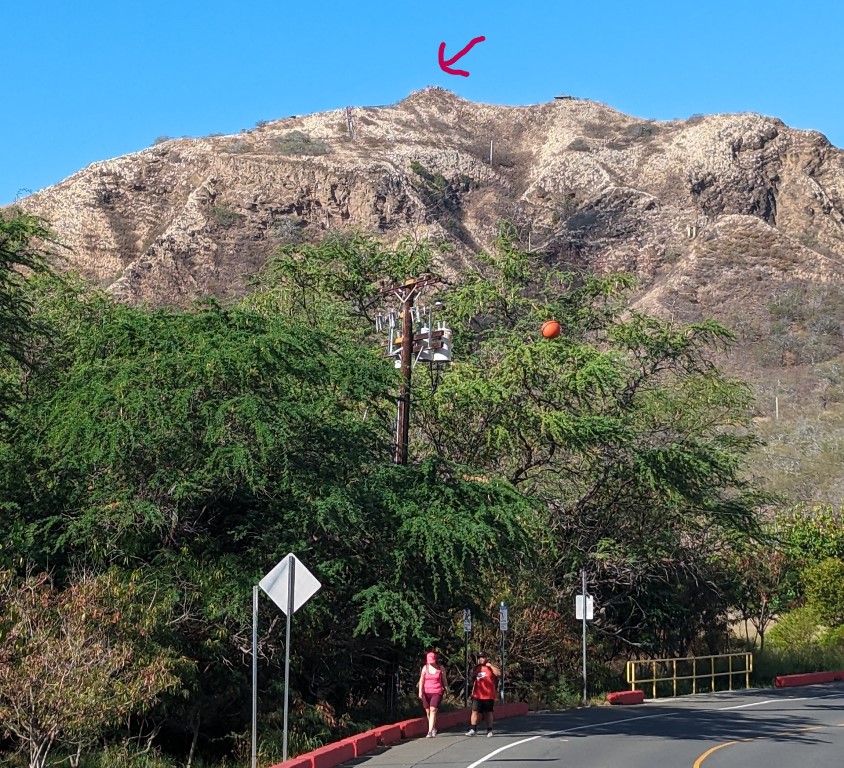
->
<box><xmin>350</xmin><ymin>684</ymin><xmax>844</xmax><ymax>768</ymax></box>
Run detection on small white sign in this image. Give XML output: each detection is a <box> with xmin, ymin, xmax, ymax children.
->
<box><xmin>575</xmin><ymin>595</ymin><xmax>594</xmax><ymax>621</ymax></box>
<box><xmin>499</xmin><ymin>603</ymin><xmax>509</xmax><ymax>632</ymax></box>
<box><xmin>463</xmin><ymin>608</ymin><xmax>472</xmax><ymax>633</ymax></box>
<box><xmin>260</xmin><ymin>554</ymin><xmax>321</xmax><ymax>616</ymax></box>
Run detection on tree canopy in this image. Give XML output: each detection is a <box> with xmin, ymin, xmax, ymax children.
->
<box><xmin>0</xmin><ymin>220</ymin><xmax>776</xmax><ymax>766</ymax></box>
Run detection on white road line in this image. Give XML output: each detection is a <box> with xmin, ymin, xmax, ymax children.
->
<box><xmin>718</xmin><ymin>691</ymin><xmax>843</xmax><ymax>710</ymax></box>
<box><xmin>465</xmin><ymin>711</ymin><xmax>679</xmax><ymax>768</ymax></box>
<box><xmin>719</xmin><ymin>699</ymin><xmax>781</xmax><ymax>710</ymax></box>
<box><xmin>463</xmin><ymin>689</ymin><xmax>844</xmax><ymax>767</ymax></box>
<box><xmin>465</xmin><ymin>736</ymin><xmax>541</xmax><ymax>768</ymax></box>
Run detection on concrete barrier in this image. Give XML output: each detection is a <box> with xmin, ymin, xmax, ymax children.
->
<box><xmin>437</xmin><ymin>708</ymin><xmax>470</xmax><ymax>729</ymax></box>
<box><xmin>267</xmin><ymin>756</ymin><xmax>312</xmax><ymax>768</ymax></box>
<box><xmin>774</xmin><ymin>671</ymin><xmax>838</xmax><ymax>688</ymax></box>
<box><xmin>268</xmin><ymin>701</ymin><xmax>531</xmax><ymax>768</ymax></box>
<box><xmin>373</xmin><ymin>723</ymin><xmax>401</xmax><ymax>746</ymax></box>
<box><xmin>496</xmin><ymin>702</ymin><xmax>529</xmax><ymax>718</ymax></box>
<box><xmin>307</xmin><ymin>741</ymin><xmax>355</xmax><ymax>768</ymax></box>
<box><xmin>395</xmin><ymin>716</ymin><xmax>429</xmax><ymax>739</ymax></box>
<box><xmin>339</xmin><ymin>730</ymin><xmax>377</xmax><ymax>757</ymax></box>
<box><xmin>607</xmin><ymin>690</ymin><xmax>645</xmax><ymax>705</ymax></box>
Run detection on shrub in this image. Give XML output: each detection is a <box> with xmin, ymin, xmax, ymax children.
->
<box><xmin>210</xmin><ymin>204</ymin><xmax>244</xmax><ymax>229</ymax></box>
<box><xmin>567</xmin><ymin>138</ymin><xmax>590</xmax><ymax>152</ymax></box>
<box><xmin>272</xmin><ymin>131</ymin><xmax>330</xmax><ymax>156</ymax></box>
<box><xmin>803</xmin><ymin>558</ymin><xmax>844</xmax><ymax>626</ymax></box>
<box><xmin>627</xmin><ymin>123</ymin><xmax>658</xmax><ymax>139</ymax></box>
<box><xmin>767</xmin><ymin>604</ymin><xmax>823</xmax><ymax>651</ymax></box>
<box><xmin>752</xmin><ymin>643</ymin><xmax>844</xmax><ymax>684</ymax></box>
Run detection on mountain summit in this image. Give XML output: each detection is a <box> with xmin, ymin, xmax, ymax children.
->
<box><xmin>13</xmin><ymin>89</ymin><xmax>844</xmax><ymax>501</ymax></box>
<box><xmin>16</xmin><ymin>87</ymin><xmax>844</xmax><ymax>315</ymax></box>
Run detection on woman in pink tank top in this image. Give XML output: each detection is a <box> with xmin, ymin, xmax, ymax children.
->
<box><xmin>417</xmin><ymin>650</ymin><xmax>446</xmax><ymax>737</ymax></box>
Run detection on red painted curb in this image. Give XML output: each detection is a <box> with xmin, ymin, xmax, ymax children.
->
<box><xmin>338</xmin><ymin>730</ymin><xmax>377</xmax><ymax>757</ymax></box>
<box><xmin>607</xmin><ymin>690</ymin><xmax>645</xmax><ymax>705</ymax></box>
<box><xmin>774</xmin><ymin>671</ymin><xmax>840</xmax><ymax>688</ymax></box>
<box><xmin>266</xmin><ymin>702</ymin><xmax>530</xmax><ymax>768</ymax></box>
<box><xmin>374</xmin><ymin>723</ymin><xmax>402</xmax><ymax>746</ymax></box>
<box><xmin>395</xmin><ymin>716</ymin><xmax>429</xmax><ymax>739</ymax></box>
<box><xmin>496</xmin><ymin>701</ymin><xmax>529</xmax><ymax>718</ymax></box>
<box><xmin>267</xmin><ymin>756</ymin><xmax>312</xmax><ymax>768</ymax></box>
<box><xmin>310</xmin><ymin>741</ymin><xmax>355</xmax><ymax>768</ymax></box>
<box><xmin>437</xmin><ymin>708</ymin><xmax>470</xmax><ymax>729</ymax></box>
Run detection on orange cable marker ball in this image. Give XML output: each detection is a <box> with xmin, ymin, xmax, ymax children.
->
<box><xmin>541</xmin><ymin>320</ymin><xmax>561</xmax><ymax>339</ymax></box>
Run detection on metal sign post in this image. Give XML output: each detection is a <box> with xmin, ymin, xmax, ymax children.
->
<box><xmin>575</xmin><ymin>570</ymin><xmax>594</xmax><ymax>706</ymax></box>
<box><xmin>462</xmin><ymin>608</ymin><xmax>472</xmax><ymax>706</ymax></box>
<box><xmin>253</xmin><ymin>554</ymin><xmax>322</xmax><ymax>767</ymax></box>
<box><xmin>251</xmin><ymin>586</ymin><xmax>258</xmax><ymax>768</ymax></box>
<box><xmin>581</xmin><ymin>570</ymin><xmax>587</xmax><ymax>705</ymax></box>
<box><xmin>499</xmin><ymin>602</ymin><xmax>509</xmax><ymax>702</ymax></box>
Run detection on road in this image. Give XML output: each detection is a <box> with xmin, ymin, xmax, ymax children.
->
<box><xmin>350</xmin><ymin>684</ymin><xmax>844</xmax><ymax>768</ymax></box>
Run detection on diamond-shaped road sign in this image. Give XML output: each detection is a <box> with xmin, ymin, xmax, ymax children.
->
<box><xmin>259</xmin><ymin>554</ymin><xmax>321</xmax><ymax>616</ymax></box>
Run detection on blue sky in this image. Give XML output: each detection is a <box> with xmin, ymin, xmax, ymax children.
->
<box><xmin>3</xmin><ymin>0</ymin><xmax>842</xmax><ymax>206</ymax></box>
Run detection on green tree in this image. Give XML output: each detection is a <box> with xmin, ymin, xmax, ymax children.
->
<box><xmin>0</xmin><ymin>268</ymin><xmax>539</xmax><ymax>758</ymax></box>
<box><xmin>803</xmin><ymin>557</ymin><xmax>844</xmax><ymax>627</ymax></box>
<box><xmin>416</xmin><ymin>225</ymin><xmax>765</xmax><ymax>658</ymax></box>
<box><xmin>0</xmin><ymin>209</ymin><xmax>54</xmax><ymax>412</ymax></box>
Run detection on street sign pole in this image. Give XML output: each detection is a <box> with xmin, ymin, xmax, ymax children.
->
<box><xmin>581</xmin><ymin>569</ymin><xmax>587</xmax><ymax>706</ymax></box>
<box><xmin>251</xmin><ymin>585</ymin><xmax>258</xmax><ymax>768</ymax></box>
<box><xmin>462</xmin><ymin>608</ymin><xmax>472</xmax><ymax>706</ymax></box>
<box><xmin>499</xmin><ymin>602</ymin><xmax>509</xmax><ymax>702</ymax></box>
<box><xmin>282</xmin><ymin>555</ymin><xmax>296</xmax><ymax>761</ymax></box>
<box><xmin>255</xmin><ymin>554</ymin><xmax>321</xmax><ymax>768</ymax></box>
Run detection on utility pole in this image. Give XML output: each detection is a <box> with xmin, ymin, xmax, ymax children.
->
<box><xmin>395</xmin><ymin>281</ymin><xmax>414</xmax><ymax>464</ymax></box>
<box><xmin>377</xmin><ymin>275</ymin><xmax>443</xmax><ymax>465</ymax></box>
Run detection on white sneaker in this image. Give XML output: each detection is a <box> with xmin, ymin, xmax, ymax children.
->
<box><xmin>486</xmin><ymin>730</ymin><xmax>493</xmax><ymax>738</ymax></box>
<box><xmin>466</xmin><ymin>728</ymin><xmax>476</xmax><ymax>736</ymax></box>
<box><xmin>430</xmin><ymin>729</ymin><xmax>437</xmax><ymax>737</ymax></box>
<box><xmin>426</xmin><ymin>731</ymin><xmax>433</xmax><ymax>738</ymax></box>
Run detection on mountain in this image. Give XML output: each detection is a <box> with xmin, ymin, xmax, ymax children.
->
<box><xmin>12</xmin><ymin>87</ymin><xmax>844</xmax><ymax>504</ymax></box>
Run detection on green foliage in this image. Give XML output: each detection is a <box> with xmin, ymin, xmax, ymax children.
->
<box><xmin>417</xmin><ymin>223</ymin><xmax>765</xmax><ymax>657</ymax></box>
<box><xmin>0</xmin><ymin>209</ymin><xmax>55</xmax><ymax>411</ymax></box>
<box><xmin>210</xmin><ymin>204</ymin><xmax>244</xmax><ymax>228</ymax></box>
<box><xmin>253</xmin><ymin>230</ymin><xmax>439</xmax><ymax>325</ymax></box>
<box><xmin>767</xmin><ymin>604</ymin><xmax>823</xmax><ymax>651</ymax></box>
<box><xmin>803</xmin><ymin>557</ymin><xmax>844</xmax><ymax>626</ymax></box>
<box><xmin>0</xmin><ymin>262</ymin><xmax>541</xmax><ymax>763</ymax></box>
<box><xmin>272</xmin><ymin>131</ymin><xmax>329</xmax><ymax>156</ymax></box>
<box><xmin>754</xmin><ymin>631</ymin><xmax>844</xmax><ymax>684</ymax></box>
<box><xmin>0</xmin><ymin>223</ymin><xmax>774</xmax><ymax>764</ymax></box>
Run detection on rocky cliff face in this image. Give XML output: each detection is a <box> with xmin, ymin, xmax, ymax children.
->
<box><xmin>12</xmin><ymin>87</ymin><xmax>844</xmax><ymax>502</ymax></box>
<box><xmin>17</xmin><ymin>87</ymin><xmax>844</xmax><ymax>310</ymax></box>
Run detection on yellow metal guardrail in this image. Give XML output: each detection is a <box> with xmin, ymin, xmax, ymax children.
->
<box><xmin>626</xmin><ymin>652</ymin><xmax>753</xmax><ymax>699</ymax></box>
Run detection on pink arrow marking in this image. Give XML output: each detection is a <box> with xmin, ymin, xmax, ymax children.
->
<box><xmin>438</xmin><ymin>36</ymin><xmax>486</xmax><ymax>77</ymax></box>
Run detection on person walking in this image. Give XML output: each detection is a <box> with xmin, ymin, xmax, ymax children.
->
<box><xmin>465</xmin><ymin>651</ymin><xmax>500</xmax><ymax>737</ymax></box>
<box><xmin>418</xmin><ymin>650</ymin><xmax>446</xmax><ymax>737</ymax></box>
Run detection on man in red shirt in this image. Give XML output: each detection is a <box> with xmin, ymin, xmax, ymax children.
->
<box><xmin>465</xmin><ymin>651</ymin><xmax>501</xmax><ymax>737</ymax></box>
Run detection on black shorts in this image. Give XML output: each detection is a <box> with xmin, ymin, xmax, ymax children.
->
<box><xmin>471</xmin><ymin>697</ymin><xmax>495</xmax><ymax>713</ymax></box>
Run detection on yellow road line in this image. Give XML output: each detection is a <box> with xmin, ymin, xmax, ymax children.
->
<box><xmin>692</xmin><ymin>725</ymin><xmax>825</xmax><ymax>767</ymax></box>
<box><xmin>693</xmin><ymin>741</ymin><xmax>737</xmax><ymax>768</ymax></box>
